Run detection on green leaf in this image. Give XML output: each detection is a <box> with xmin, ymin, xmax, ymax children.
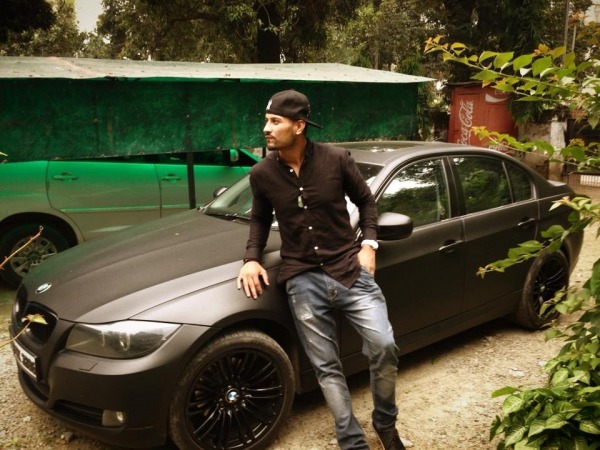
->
<box><xmin>562</xmin><ymin>51</ymin><xmax>575</xmax><ymax>67</ymax></box>
<box><xmin>479</xmin><ymin>51</ymin><xmax>499</xmax><ymax>64</ymax></box>
<box><xmin>532</xmin><ymin>57</ymin><xmax>553</xmax><ymax>76</ymax></box>
<box><xmin>590</xmin><ymin>260</ymin><xmax>600</xmax><ymax>296</ymax></box>
<box><xmin>503</xmin><ymin>395</ymin><xmax>525</xmax><ymax>414</ymax></box>
<box><xmin>505</xmin><ymin>426</ymin><xmax>529</xmax><ymax>447</ymax></box>
<box><xmin>579</xmin><ymin>420</ymin><xmax>600</xmax><ymax>434</ymax></box>
<box><xmin>472</xmin><ymin>70</ymin><xmax>499</xmax><ymax>82</ymax></box>
<box><xmin>527</xmin><ymin>418</ymin><xmax>547</xmax><ymax>437</ymax></box>
<box><xmin>513</xmin><ymin>54</ymin><xmax>533</xmax><ymax>71</ymax></box>
<box><xmin>544</xmin><ymin>414</ymin><xmax>568</xmax><ymax>430</ymax></box>
<box><xmin>494</xmin><ymin>52</ymin><xmax>515</xmax><ymax>69</ymax></box>
<box><xmin>493</xmin><ymin>386</ymin><xmax>521</xmax><ymax>397</ymax></box>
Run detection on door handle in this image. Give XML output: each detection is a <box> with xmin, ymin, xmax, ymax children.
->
<box><xmin>439</xmin><ymin>240</ymin><xmax>464</xmax><ymax>253</ymax></box>
<box><xmin>52</xmin><ymin>172</ymin><xmax>79</xmax><ymax>182</ymax></box>
<box><xmin>517</xmin><ymin>217</ymin><xmax>536</xmax><ymax>229</ymax></box>
<box><xmin>161</xmin><ymin>173</ymin><xmax>182</xmax><ymax>182</ymax></box>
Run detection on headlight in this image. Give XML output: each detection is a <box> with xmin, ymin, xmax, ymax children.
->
<box><xmin>65</xmin><ymin>321</ymin><xmax>180</xmax><ymax>359</ymax></box>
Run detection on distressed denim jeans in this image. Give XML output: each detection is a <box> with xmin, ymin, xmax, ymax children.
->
<box><xmin>286</xmin><ymin>268</ymin><xmax>399</xmax><ymax>450</ymax></box>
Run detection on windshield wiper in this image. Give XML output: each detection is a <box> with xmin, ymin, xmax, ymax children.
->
<box><xmin>205</xmin><ymin>211</ymin><xmax>250</xmax><ymax>222</ymax></box>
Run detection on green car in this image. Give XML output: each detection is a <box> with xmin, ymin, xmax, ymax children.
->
<box><xmin>0</xmin><ymin>148</ymin><xmax>259</xmax><ymax>287</ymax></box>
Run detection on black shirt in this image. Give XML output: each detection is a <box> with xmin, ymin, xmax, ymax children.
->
<box><xmin>243</xmin><ymin>140</ymin><xmax>378</xmax><ymax>287</ymax></box>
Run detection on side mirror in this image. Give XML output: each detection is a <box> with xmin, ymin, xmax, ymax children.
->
<box><xmin>213</xmin><ymin>186</ymin><xmax>228</xmax><ymax>198</ymax></box>
<box><xmin>229</xmin><ymin>149</ymin><xmax>239</xmax><ymax>163</ymax></box>
<box><xmin>377</xmin><ymin>212</ymin><xmax>413</xmax><ymax>241</ymax></box>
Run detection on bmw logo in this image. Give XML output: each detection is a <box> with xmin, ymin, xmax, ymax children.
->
<box><xmin>226</xmin><ymin>389</ymin><xmax>240</xmax><ymax>404</ymax></box>
<box><xmin>35</xmin><ymin>283</ymin><xmax>52</xmax><ymax>294</ymax></box>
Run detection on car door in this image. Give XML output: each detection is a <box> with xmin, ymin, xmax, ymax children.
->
<box><xmin>155</xmin><ymin>150</ymin><xmax>253</xmax><ymax>213</ymax></box>
<box><xmin>47</xmin><ymin>157</ymin><xmax>161</xmax><ymax>241</ymax></box>
<box><xmin>451</xmin><ymin>155</ymin><xmax>538</xmax><ymax>312</ymax></box>
<box><xmin>340</xmin><ymin>158</ymin><xmax>465</xmax><ymax>358</ymax></box>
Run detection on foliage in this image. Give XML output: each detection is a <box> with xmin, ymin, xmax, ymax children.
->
<box><xmin>425</xmin><ymin>35</ymin><xmax>600</xmax><ymax>127</ymax></box>
<box><xmin>87</xmin><ymin>0</ymin><xmax>361</xmax><ymax>63</ymax></box>
<box><xmin>0</xmin><ymin>0</ymin><xmax>55</xmax><ymax>43</ymax></box>
<box><xmin>0</xmin><ymin>0</ymin><xmax>84</xmax><ymax>57</ymax></box>
<box><xmin>425</xmin><ymin>37</ymin><xmax>600</xmax><ymax>449</ymax></box>
<box><xmin>438</xmin><ymin>0</ymin><xmax>593</xmax><ymax>82</ymax></box>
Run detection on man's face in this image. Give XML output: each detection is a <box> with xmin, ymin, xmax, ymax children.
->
<box><xmin>263</xmin><ymin>113</ymin><xmax>303</xmax><ymax>151</ymax></box>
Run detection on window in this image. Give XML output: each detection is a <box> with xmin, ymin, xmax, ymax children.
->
<box><xmin>378</xmin><ymin>159</ymin><xmax>449</xmax><ymax>227</ymax></box>
<box><xmin>453</xmin><ymin>156</ymin><xmax>530</xmax><ymax>214</ymax></box>
<box><xmin>507</xmin><ymin>164</ymin><xmax>532</xmax><ymax>202</ymax></box>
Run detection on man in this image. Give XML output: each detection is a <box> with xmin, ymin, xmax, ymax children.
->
<box><xmin>237</xmin><ymin>89</ymin><xmax>405</xmax><ymax>450</ymax></box>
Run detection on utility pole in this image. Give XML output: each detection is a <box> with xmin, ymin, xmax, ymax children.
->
<box><xmin>563</xmin><ymin>0</ymin><xmax>571</xmax><ymax>48</ymax></box>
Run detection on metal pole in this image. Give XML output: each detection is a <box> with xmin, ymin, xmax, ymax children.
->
<box><xmin>563</xmin><ymin>0</ymin><xmax>570</xmax><ymax>48</ymax></box>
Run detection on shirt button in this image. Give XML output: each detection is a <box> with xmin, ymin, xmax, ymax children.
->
<box><xmin>299</xmin><ymin>187</ymin><xmax>304</xmax><ymax>191</ymax></box>
<box><xmin>304</xmin><ymin>206</ymin><xmax>308</xmax><ymax>209</ymax></box>
<box><xmin>289</xmin><ymin>169</ymin><xmax>293</xmax><ymax>173</ymax></box>
<box><xmin>314</xmin><ymin>246</ymin><xmax>319</xmax><ymax>250</ymax></box>
<box><xmin>308</xmin><ymin>226</ymin><xmax>313</xmax><ymax>230</ymax></box>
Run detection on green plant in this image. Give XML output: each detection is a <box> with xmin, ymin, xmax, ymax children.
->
<box><xmin>424</xmin><ymin>37</ymin><xmax>600</xmax><ymax>449</ymax></box>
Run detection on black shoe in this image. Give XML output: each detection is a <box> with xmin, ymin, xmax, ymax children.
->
<box><xmin>373</xmin><ymin>425</ymin><xmax>406</xmax><ymax>450</ymax></box>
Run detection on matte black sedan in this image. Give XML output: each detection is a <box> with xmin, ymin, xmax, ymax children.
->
<box><xmin>9</xmin><ymin>141</ymin><xmax>582</xmax><ymax>450</ymax></box>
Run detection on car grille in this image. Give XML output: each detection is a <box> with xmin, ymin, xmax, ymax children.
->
<box><xmin>15</xmin><ymin>287</ymin><xmax>58</xmax><ymax>344</ymax></box>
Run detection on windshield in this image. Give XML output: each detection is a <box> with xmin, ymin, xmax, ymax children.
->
<box><xmin>205</xmin><ymin>162</ymin><xmax>382</xmax><ymax>220</ymax></box>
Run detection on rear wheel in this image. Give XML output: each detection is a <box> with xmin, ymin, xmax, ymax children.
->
<box><xmin>511</xmin><ymin>250</ymin><xmax>569</xmax><ymax>330</ymax></box>
<box><xmin>168</xmin><ymin>330</ymin><xmax>295</xmax><ymax>450</ymax></box>
<box><xmin>0</xmin><ymin>224</ymin><xmax>69</xmax><ymax>287</ymax></box>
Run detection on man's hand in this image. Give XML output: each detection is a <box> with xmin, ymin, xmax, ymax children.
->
<box><xmin>237</xmin><ymin>261</ymin><xmax>270</xmax><ymax>299</ymax></box>
<box><xmin>358</xmin><ymin>245</ymin><xmax>376</xmax><ymax>275</ymax></box>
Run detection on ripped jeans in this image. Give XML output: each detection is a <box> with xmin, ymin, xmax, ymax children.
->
<box><xmin>286</xmin><ymin>268</ymin><xmax>399</xmax><ymax>450</ymax></box>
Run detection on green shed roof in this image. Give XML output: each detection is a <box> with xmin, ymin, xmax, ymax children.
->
<box><xmin>0</xmin><ymin>57</ymin><xmax>432</xmax><ymax>161</ymax></box>
<box><xmin>0</xmin><ymin>57</ymin><xmax>432</xmax><ymax>83</ymax></box>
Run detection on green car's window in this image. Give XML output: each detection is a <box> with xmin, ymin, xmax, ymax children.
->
<box><xmin>377</xmin><ymin>159</ymin><xmax>449</xmax><ymax>227</ymax></box>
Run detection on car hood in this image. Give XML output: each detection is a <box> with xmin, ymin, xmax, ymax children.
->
<box><xmin>22</xmin><ymin>210</ymin><xmax>280</xmax><ymax>322</ymax></box>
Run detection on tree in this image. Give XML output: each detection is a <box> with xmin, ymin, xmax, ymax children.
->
<box><xmin>91</xmin><ymin>0</ymin><xmax>361</xmax><ymax>63</ymax></box>
<box><xmin>425</xmin><ymin>36</ymin><xmax>600</xmax><ymax>449</ymax></box>
<box><xmin>439</xmin><ymin>0</ymin><xmax>592</xmax><ymax>82</ymax></box>
<box><xmin>0</xmin><ymin>0</ymin><xmax>83</xmax><ymax>57</ymax></box>
<box><xmin>0</xmin><ymin>0</ymin><xmax>55</xmax><ymax>43</ymax></box>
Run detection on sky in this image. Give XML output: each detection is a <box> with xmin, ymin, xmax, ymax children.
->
<box><xmin>74</xmin><ymin>0</ymin><xmax>103</xmax><ymax>32</ymax></box>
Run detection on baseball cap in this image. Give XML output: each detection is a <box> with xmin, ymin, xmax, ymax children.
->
<box><xmin>265</xmin><ymin>90</ymin><xmax>322</xmax><ymax>129</ymax></box>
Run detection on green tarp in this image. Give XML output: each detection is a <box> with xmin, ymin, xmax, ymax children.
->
<box><xmin>0</xmin><ymin>57</ymin><xmax>432</xmax><ymax>161</ymax></box>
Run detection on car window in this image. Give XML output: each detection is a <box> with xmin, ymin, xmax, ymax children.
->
<box><xmin>377</xmin><ymin>159</ymin><xmax>449</xmax><ymax>227</ymax></box>
<box><xmin>507</xmin><ymin>163</ymin><xmax>532</xmax><ymax>202</ymax></box>
<box><xmin>453</xmin><ymin>156</ymin><xmax>514</xmax><ymax>214</ymax></box>
<box><xmin>155</xmin><ymin>149</ymin><xmax>258</xmax><ymax>167</ymax></box>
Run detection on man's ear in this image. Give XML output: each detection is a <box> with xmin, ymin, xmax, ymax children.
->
<box><xmin>295</xmin><ymin>120</ymin><xmax>307</xmax><ymax>135</ymax></box>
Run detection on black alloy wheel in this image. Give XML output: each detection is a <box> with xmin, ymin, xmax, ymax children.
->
<box><xmin>512</xmin><ymin>250</ymin><xmax>568</xmax><ymax>330</ymax></box>
<box><xmin>169</xmin><ymin>330</ymin><xmax>295</xmax><ymax>450</ymax></box>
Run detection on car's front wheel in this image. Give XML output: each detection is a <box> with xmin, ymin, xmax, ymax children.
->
<box><xmin>168</xmin><ymin>330</ymin><xmax>295</xmax><ymax>450</ymax></box>
<box><xmin>511</xmin><ymin>249</ymin><xmax>569</xmax><ymax>330</ymax></box>
<box><xmin>0</xmin><ymin>224</ymin><xmax>70</xmax><ymax>287</ymax></box>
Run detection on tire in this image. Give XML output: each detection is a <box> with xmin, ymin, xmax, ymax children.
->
<box><xmin>510</xmin><ymin>250</ymin><xmax>568</xmax><ymax>330</ymax></box>
<box><xmin>168</xmin><ymin>330</ymin><xmax>295</xmax><ymax>450</ymax></box>
<box><xmin>0</xmin><ymin>224</ymin><xmax>70</xmax><ymax>288</ymax></box>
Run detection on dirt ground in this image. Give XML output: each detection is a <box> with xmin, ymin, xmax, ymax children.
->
<box><xmin>0</xmin><ymin>186</ymin><xmax>598</xmax><ymax>450</ymax></box>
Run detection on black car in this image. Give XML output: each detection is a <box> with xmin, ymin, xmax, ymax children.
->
<box><xmin>9</xmin><ymin>141</ymin><xmax>583</xmax><ymax>450</ymax></box>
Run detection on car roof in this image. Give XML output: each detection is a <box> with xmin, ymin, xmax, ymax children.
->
<box><xmin>333</xmin><ymin>140</ymin><xmax>496</xmax><ymax>166</ymax></box>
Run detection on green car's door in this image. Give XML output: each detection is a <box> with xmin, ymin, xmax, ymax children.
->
<box><xmin>47</xmin><ymin>157</ymin><xmax>161</xmax><ymax>241</ymax></box>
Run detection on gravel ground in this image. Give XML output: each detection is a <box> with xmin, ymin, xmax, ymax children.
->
<box><xmin>1</xmin><ymin>186</ymin><xmax>598</xmax><ymax>450</ymax></box>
